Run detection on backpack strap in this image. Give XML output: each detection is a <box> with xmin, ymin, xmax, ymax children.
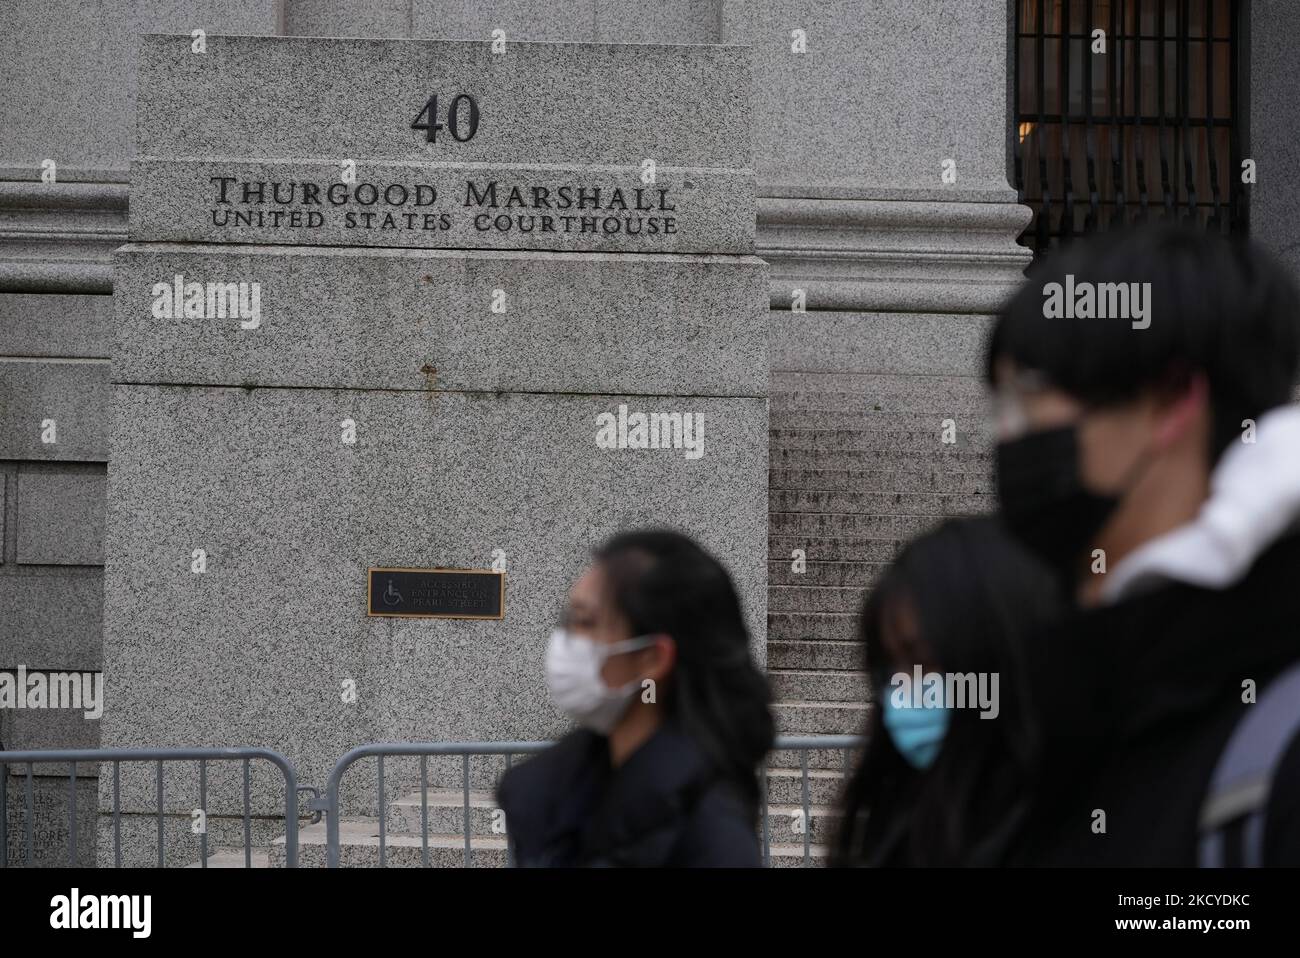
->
<box><xmin>1198</xmin><ymin>661</ymin><xmax>1300</xmax><ymax>867</ymax></box>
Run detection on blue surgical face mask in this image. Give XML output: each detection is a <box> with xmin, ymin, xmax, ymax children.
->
<box><xmin>879</xmin><ymin>686</ymin><xmax>951</xmax><ymax>770</ymax></box>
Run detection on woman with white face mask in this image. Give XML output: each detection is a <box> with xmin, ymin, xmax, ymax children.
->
<box><xmin>496</xmin><ymin>529</ymin><xmax>774</xmax><ymax>867</ymax></box>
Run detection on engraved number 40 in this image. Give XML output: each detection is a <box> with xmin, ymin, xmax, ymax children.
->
<box><xmin>411</xmin><ymin>94</ymin><xmax>480</xmax><ymax>143</ymax></box>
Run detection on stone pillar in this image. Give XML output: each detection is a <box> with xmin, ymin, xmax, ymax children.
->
<box><xmin>99</xmin><ymin>34</ymin><xmax>767</xmax><ymax>865</ymax></box>
<box><xmin>719</xmin><ymin>0</ymin><xmax>1030</xmax><ymax>724</ymax></box>
<box><xmin>1</xmin><ymin>0</ymin><xmax>279</xmax><ymax>867</ymax></box>
<box><xmin>722</xmin><ymin>0</ymin><xmax>1030</xmax><ymax>325</ymax></box>
<box><xmin>1248</xmin><ymin>0</ymin><xmax>1300</xmax><ymax>281</ymax></box>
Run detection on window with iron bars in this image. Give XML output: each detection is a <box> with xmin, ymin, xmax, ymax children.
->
<box><xmin>1013</xmin><ymin>0</ymin><xmax>1248</xmax><ymax>258</ymax></box>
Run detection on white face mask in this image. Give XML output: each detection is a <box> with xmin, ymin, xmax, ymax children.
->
<box><xmin>545</xmin><ymin>628</ymin><xmax>656</xmax><ymax>735</ymax></box>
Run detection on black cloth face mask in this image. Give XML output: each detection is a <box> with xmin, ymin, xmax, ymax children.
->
<box><xmin>995</xmin><ymin>424</ymin><xmax>1122</xmax><ymax>586</ymax></box>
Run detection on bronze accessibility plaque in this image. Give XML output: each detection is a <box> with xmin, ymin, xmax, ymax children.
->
<box><xmin>367</xmin><ymin>567</ymin><xmax>504</xmax><ymax>620</ymax></box>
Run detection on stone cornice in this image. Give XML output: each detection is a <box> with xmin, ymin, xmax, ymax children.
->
<box><xmin>758</xmin><ymin>195</ymin><xmax>1033</xmax><ymax>314</ymax></box>
<box><xmin>0</xmin><ymin>180</ymin><xmax>128</xmax><ymax>292</ymax></box>
<box><xmin>0</xmin><ymin>185</ymin><xmax>1033</xmax><ymax>306</ymax></box>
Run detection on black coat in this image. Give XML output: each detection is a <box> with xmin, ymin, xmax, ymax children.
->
<box><xmin>496</xmin><ymin>721</ymin><xmax>761</xmax><ymax>867</ymax></box>
<box><xmin>1015</xmin><ymin>531</ymin><xmax>1300</xmax><ymax>866</ymax></box>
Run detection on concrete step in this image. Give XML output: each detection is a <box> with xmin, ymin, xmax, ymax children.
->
<box><xmin>762</xmin><ymin>767</ymin><xmax>854</xmax><ymax>804</ymax></box>
<box><xmin>764</xmin><ymin>842</ymin><xmax>832</xmax><ymax>866</ymax></box>
<box><xmin>328</xmin><ymin>747</ymin><xmax>871</xmax><ymax>842</ymax></box>
<box><xmin>768</xmin><ymin>534</ymin><xmax>904</xmax><ymax>563</ymax></box>
<box><xmin>273</xmin><ymin>812</ymin><xmax>840</xmax><ymax>867</ymax></box>
<box><xmin>762</xmin><ymin>804</ymin><xmax>842</xmax><ymax>844</ymax></box>
<box><xmin>767</xmin><ymin>743</ymin><xmax>866</xmax><ymax>772</ymax></box>
<box><xmin>769</xmin><ymin>512</ymin><xmax>939</xmax><ymax>537</ymax></box>
<box><xmin>770</xmin><ymin>427</ymin><xmax>991</xmax><ymax>453</ymax></box>
<box><xmin>769</xmin><ymin>585</ymin><xmax>866</xmax><ymax>614</ymax></box>
<box><xmin>769</xmin><ymin>467</ymin><xmax>993</xmax><ymax>495</ymax></box>
<box><xmin>770</xmin><ymin>489</ymin><xmax>992</xmax><ymax>515</ymax></box>
<box><xmin>185</xmin><ymin>846</ymin><xmax>273</xmax><ymax>868</ymax></box>
<box><xmin>377</xmin><ymin>789</ymin><xmax>853</xmax><ymax>846</ymax></box>
<box><xmin>774</xmin><ymin>701</ymin><xmax>869</xmax><ymax>735</ymax></box>
<box><xmin>768</xmin><ymin>611</ymin><xmax>861</xmax><ymax>642</ymax></box>
<box><xmin>384</xmin><ymin>789</ymin><xmax>501</xmax><ymax>836</ymax></box>
<box><xmin>772</xmin><ymin>448</ymin><xmax>993</xmax><ymax>470</ymax></box>
<box><xmin>772</xmin><ymin>403</ymin><xmax>990</xmax><ymax>421</ymax></box>
<box><xmin>770</xmin><ymin>410</ymin><xmax>993</xmax><ymax>432</ymax></box>
<box><xmin>768</xmin><ymin>559</ymin><xmax>890</xmax><ymax>588</ymax></box>
<box><xmin>768</xmin><ymin>668</ymin><xmax>869</xmax><ymax>702</ymax></box>
<box><xmin>769</xmin><ymin>371</ymin><xmax>987</xmax><ymax>400</ymax></box>
<box><xmin>274</xmin><ymin>818</ymin><xmax>509</xmax><ymax>868</ymax></box>
<box><xmin>771</xmin><ymin>390</ymin><xmax>990</xmax><ymax>414</ymax></box>
<box><xmin>768</xmin><ymin>639</ymin><xmax>861</xmax><ymax>670</ymax></box>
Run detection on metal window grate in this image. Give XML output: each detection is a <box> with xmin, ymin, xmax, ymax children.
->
<box><xmin>1013</xmin><ymin>0</ymin><xmax>1248</xmax><ymax>258</ymax></box>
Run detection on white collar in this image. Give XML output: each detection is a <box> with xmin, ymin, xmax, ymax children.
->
<box><xmin>1100</xmin><ymin>403</ymin><xmax>1300</xmax><ymax>603</ymax></box>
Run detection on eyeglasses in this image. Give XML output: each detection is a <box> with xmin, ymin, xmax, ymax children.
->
<box><xmin>991</xmin><ymin>368</ymin><xmax>1053</xmax><ymax>440</ymax></box>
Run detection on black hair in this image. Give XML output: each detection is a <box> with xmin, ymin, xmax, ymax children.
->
<box><xmin>832</xmin><ymin>517</ymin><xmax>1065</xmax><ymax>866</ymax></box>
<box><xmin>985</xmin><ymin>225</ymin><xmax>1300</xmax><ymax>459</ymax></box>
<box><xmin>593</xmin><ymin>529</ymin><xmax>775</xmax><ymax>816</ymax></box>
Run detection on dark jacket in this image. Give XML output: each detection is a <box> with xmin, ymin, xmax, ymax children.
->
<box><xmin>1015</xmin><ymin>530</ymin><xmax>1300</xmax><ymax>866</ymax></box>
<box><xmin>496</xmin><ymin>721</ymin><xmax>761</xmax><ymax>867</ymax></box>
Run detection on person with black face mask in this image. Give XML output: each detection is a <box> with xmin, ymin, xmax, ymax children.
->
<box><xmin>987</xmin><ymin>225</ymin><xmax>1300</xmax><ymax>866</ymax></box>
<box><xmin>994</xmin><ymin>392</ymin><xmax>1157</xmax><ymax>589</ymax></box>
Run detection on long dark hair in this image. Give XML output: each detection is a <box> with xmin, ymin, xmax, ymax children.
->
<box><xmin>832</xmin><ymin>517</ymin><xmax>1064</xmax><ymax>866</ymax></box>
<box><xmin>593</xmin><ymin>529</ymin><xmax>775</xmax><ymax>814</ymax></box>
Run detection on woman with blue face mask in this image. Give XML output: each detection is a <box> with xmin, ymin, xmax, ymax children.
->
<box><xmin>832</xmin><ymin>517</ymin><xmax>1064</xmax><ymax>867</ymax></box>
<box><xmin>496</xmin><ymin>529</ymin><xmax>775</xmax><ymax>867</ymax></box>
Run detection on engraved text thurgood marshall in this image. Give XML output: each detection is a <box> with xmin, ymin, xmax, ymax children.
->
<box><xmin>207</xmin><ymin>176</ymin><xmax>680</xmax><ymax>237</ymax></box>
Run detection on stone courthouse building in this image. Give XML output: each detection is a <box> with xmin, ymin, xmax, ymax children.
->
<box><xmin>2</xmin><ymin>1</ymin><xmax>1296</xmax><ymax>865</ymax></box>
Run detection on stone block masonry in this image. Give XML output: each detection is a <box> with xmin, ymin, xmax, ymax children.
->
<box><xmin>130</xmin><ymin>36</ymin><xmax>754</xmax><ymax>254</ymax></box>
<box><xmin>99</xmin><ymin>34</ymin><xmax>768</xmax><ymax>861</ymax></box>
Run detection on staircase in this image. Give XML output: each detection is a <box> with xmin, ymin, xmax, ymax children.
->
<box><xmin>764</xmin><ymin>368</ymin><xmax>996</xmax><ymax>856</ymax></box>
<box><xmin>258</xmin><ymin>780</ymin><xmax>845</xmax><ymax>867</ymax></box>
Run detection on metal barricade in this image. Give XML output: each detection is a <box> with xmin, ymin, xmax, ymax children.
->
<box><xmin>763</xmin><ymin>734</ymin><xmax>864</xmax><ymax>867</ymax></box>
<box><xmin>1</xmin><ymin>736</ymin><xmax>866</xmax><ymax>867</ymax></box>
<box><xmin>0</xmin><ymin>747</ymin><xmax>300</xmax><ymax>868</ymax></box>
<box><xmin>317</xmin><ymin>741</ymin><xmax>543</xmax><ymax>868</ymax></box>
<box><xmin>318</xmin><ymin>735</ymin><xmax>866</xmax><ymax>868</ymax></box>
